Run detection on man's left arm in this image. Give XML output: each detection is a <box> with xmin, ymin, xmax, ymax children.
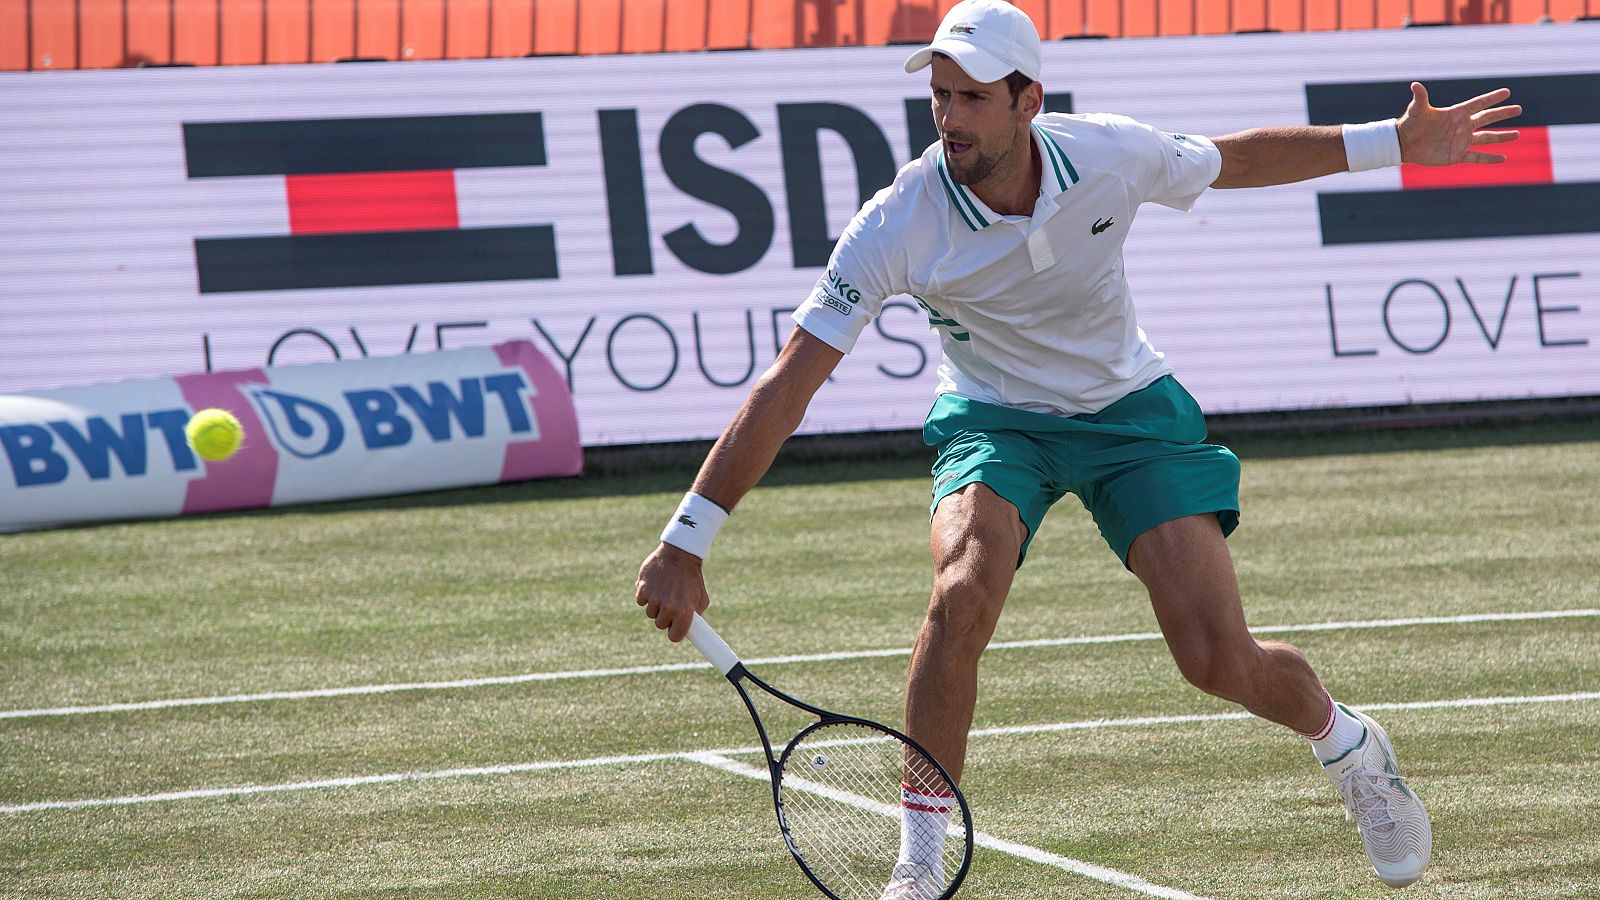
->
<box><xmin>1210</xmin><ymin>82</ymin><xmax>1522</xmax><ymax>189</ymax></box>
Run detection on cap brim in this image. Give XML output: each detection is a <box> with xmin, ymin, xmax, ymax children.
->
<box><xmin>903</xmin><ymin>38</ymin><xmax>1014</xmax><ymax>84</ymax></box>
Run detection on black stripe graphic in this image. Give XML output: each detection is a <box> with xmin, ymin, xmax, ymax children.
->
<box><xmin>1307</xmin><ymin>73</ymin><xmax>1600</xmax><ymax>128</ymax></box>
<box><xmin>195</xmin><ymin>227</ymin><xmax>558</xmax><ymax>292</ymax></box>
<box><xmin>599</xmin><ymin>109</ymin><xmax>653</xmax><ymax>277</ymax></box>
<box><xmin>1318</xmin><ymin>182</ymin><xmax>1600</xmax><ymax>245</ymax></box>
<box><xmin>184</xmin><ymin>113</ymin><xmax>546</xmax><ymax>177</ymax></box>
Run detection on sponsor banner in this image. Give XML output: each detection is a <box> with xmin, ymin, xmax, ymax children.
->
<box><xmin>183</xmin><ymin>113</ymin><xmax>559</xmax><ymax>291</ymax></box>
<box><xmin>0</xmin><ymin>341</ymin><xmax>580</xmax><ymax>532</ymax></box>
<box><xmin>1</xmin><ymin>24</ymin><xmax>1596</xmax><ymax>446</ymax></box>
<box><xmin>1308</xmin><ymin>74</ymin><xmax>1600</xmax><ymax>243</ymax></box>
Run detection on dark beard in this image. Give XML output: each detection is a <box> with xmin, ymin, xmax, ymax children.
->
<box><xmin>947</xmin><ymin>127</ymin><xmax>1019</xmax><ymax>187</ymax></box>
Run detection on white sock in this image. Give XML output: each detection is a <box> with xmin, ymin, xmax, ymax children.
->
<box><xmin>897</xmin><ymin>782</ymin><xmax>954</xmax><ymax>874</ymax></box>
<box><xmin>1303</xmin><ymin>694</ymin><xmax>1366</xmax><ymax>763</ymax></box>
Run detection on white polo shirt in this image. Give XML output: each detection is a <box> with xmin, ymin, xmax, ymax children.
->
<box><xmin>794</xmin><ymin>112</ymin><xmax>1222</xmax><ymax>417</ymax></box>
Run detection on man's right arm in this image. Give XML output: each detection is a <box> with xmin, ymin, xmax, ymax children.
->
<box><xmin>634</xmin><ymin>326</ymin><xmax>845</xmax><ymax>642</ymax></box>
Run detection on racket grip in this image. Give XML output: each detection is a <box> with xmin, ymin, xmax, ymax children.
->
<box><xmin>687</xmin><ymin>614</ymin><xmax>741</xmax><ymax>675</ymax></box>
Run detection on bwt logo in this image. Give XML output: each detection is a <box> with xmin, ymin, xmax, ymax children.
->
<box><xmin>252</xmin><ymin>373</ymin><xmax>537</xmax><ymax>459</ymax></box>
<box><xmin>0</xmin><ymin>410</ymin><xmax>200</xmax><ymax>487</ymax></box>
<box><xmin>0</xmin><ymin>373</ymin><xmax>536</xmax><ymax>489</ymax></box>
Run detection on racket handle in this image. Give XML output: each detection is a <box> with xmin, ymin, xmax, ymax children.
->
<box><xmin>687</xmin><ymin>613</ymin><xmax>741</xmax><ymax>675</ymax></box>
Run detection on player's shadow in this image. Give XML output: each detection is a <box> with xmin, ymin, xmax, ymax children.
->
<box><xmin>284</xmin><ymin>407</ymin><xmax>1597</xmax><ymax>517</ymax></box>
<box><xmin>32</xmin><ymin>408</ymin><xmax>1594</xmax><ymax>532</ymax></box>
<box><xmin>320</xmin><ymin>429</ymin><xmax>939</xmax><ymax>513</ymax></box>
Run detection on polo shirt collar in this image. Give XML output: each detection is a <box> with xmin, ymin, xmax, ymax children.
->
<box><xmin>936</xmin><ymin>123</ymin><xmax>1082</xmax><ymax>232</ymax></box>
<box><xmin>935</xmin><ymin>151</ymin><xmax>997</xmax><ymax>232</ymax></box>
<box><xmin>1033</xmin><ymin>122</ymin><xmax>1080</xmax><ymax>197</ymax></box>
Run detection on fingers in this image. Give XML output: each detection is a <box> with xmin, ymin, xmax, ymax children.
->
<box><xmin>635</xmin><ymin>557</ymin><xmax>705</xmax><ymax>643</ymax></box>
<box><xmin>667</xmin><ymin>614</ymin><xmax>693</xmax><ymax>644</ymax></box>
<box><xmin>1469</xmin><ymin>129</ymin><xmax>1520</xmax><ymax>145</ymax></box>
<box><xmin>637</xmin><ymin>589</ymin><xmax>670</xmax><ymax>626</ymax></box>
<box><xmin>641</xmin><ymin>592</ymin><xmax>683</xmax><ymax>636</ymax></box>
<box><xmin>1409</xmin><ymin>83</ymin><xmax>1517</xmax><ymax>125</ymax></box>
<box><xmin>660</xmin><ymin>599</ymin><xmax>704</xmax><ymax>642</ymax></box>
<box><xmin>1452</xmin><ymin>87</ymin><xmax>1513</xmax><ymax>114</ymax></box>
<box><xmin>1471</xmin><ymin>104</ymin><xmax>1523</xmax><ymax>127</ymax></box>
<box><xmin>1464</xmin><ymin>150</ymin><xmax>1508</xmax><ymax>165</ymax></box>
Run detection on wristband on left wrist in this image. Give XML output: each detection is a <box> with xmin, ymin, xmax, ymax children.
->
<box><xmin>1343</xmin><ymin>119</ymin><xmax>1402</xmax><ymax>172</ymax></box>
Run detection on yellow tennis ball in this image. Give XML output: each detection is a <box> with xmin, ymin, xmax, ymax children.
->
<box><xmin>186</xmin><ymin>408</ymin><xmax>244</xmax><ymax>461</ymax></box>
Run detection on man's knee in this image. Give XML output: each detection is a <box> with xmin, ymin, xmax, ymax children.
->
<box><xmin>1171</xmin><ymin>638</ymin><xmax>1262</xmax><ymax>703</ymax></box>
<box><xmin>927</xmin><ymin>543</ymin><xmax>1010</xmax><ymax>652</ymax></box>
<box><xmin>925</xmin><ymin>584</ymin><xmax>1004</xmax><ymax>655</ymax></box>
<box><xmin>933</xmin><ymin>482</ymin><xmax>1024</xmax><ymax>566</ymax></box>
<box><xmin>926</xmin><ymin>483</ymin><xmax>1023</xmax><ymax>654</ymax></box>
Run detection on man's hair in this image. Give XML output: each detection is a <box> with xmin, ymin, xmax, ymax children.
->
<box><xmin>929</xmin><ymin>51</ymin><xmax>1037</xmax><ymax>108</ymax></box>
<box><xmin>1003</xmin><ymin>71</ymin><xmax>1035</xmax><ymax>107</ymax></box>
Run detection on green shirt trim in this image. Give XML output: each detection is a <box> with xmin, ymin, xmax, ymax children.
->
<box><xmin>1035</xmin><ymin>124</ymin><xmax>1080</xmax><ymax>191</ymax></box>
<box><xmin>937</xmin><ymin>153</ymin><xmax>990</xmax><ymax>231</ymax></box>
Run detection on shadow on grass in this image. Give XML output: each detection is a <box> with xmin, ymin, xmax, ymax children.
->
<box><xmin>258</xmin><ymin>412</ymin><xmax>1600</xmax><ymax>518</ymax></box>
<box><xmin>27</xmin><ymin>411</ymin><xmax>1597</xmax><ymax>532</ymax></box>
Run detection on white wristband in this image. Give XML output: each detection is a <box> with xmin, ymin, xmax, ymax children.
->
<box><xmin>1342</xmin><ymin>119</ymin><xmax>1403</xmax><ymax>172</ymax></box>
<box><xmin>660</xmin><ymin>492</ymin><xmax>729</xmax><ymax>560</ymax></box>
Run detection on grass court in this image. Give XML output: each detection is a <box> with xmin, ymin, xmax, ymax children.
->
<box><xmin>3</xmin><ymin>418</ymin><xmax>1597</xmax><ymax>898</ymax></box>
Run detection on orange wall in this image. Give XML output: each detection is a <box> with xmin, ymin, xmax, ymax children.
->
<box><xmin>4</xmin><ymin>0</ymin><xmax>1595</xmax><ymax>71</ymax></box>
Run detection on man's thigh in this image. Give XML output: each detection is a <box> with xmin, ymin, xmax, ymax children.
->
<box><xmin>1078</xmin><ymin>442</ymin><xmax>1241</xmax><ymax>569</ymax></box>
<box><xmin>929</xmin><ymin>429</ymin><xmax>1063</xmax><ymax>568</ymax></box>
<box><xmin>928</xmin><ymin>483</ymin><xmax>1029</xmax><ymax>630</ymax></box>
<box><xmin>931</xmin><ymin>483</ymin><xmax>1029</xmax><ymax>569</ymax></box>
<box><xmin>1062</xmin><ymin>376</ymin><xmax>1242</xmax><ymax>568</ymax></box>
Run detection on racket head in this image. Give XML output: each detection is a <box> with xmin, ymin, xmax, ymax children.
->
<box><xmin>773</xmin><ymin>718</ymin><xmax>973</xmax><ymax>900</ymax></box>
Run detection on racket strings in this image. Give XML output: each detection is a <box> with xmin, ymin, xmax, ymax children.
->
<box><xmin>779</xmin><ymin>722</ymin><xmax>966</xmax><ymax>900</ymax></box>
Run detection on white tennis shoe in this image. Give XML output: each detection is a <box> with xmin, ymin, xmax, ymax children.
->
<box><xmin>878</xmin><ymin>862</ymin><xmax>942</xmax><ymax>900</ymax></box>
<box><xmin>1321</xmin><ymin>706</ymin><xmax>1432</xmax><ymax>887</ymax></box>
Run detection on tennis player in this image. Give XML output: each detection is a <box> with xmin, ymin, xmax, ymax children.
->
<box><xmin>637</xmin><ymin>1</ymin><xmax>1520</xmax><ymax>894</ymax></box>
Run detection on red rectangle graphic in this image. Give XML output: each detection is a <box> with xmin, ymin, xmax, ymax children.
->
<box><xmin>1400</xmin><ymin>126</ymin><xmax>1552</xmax><ymax>191</ymax></box>
<box><xmin>286</xmin><ymin>170</ymin><xmax>459</xmax><ymax>234</ymax></box>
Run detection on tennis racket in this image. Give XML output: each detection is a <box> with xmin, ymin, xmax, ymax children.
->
<box><xmin>687</xmin><ymin>613</ymin><xmax>973</xmax><ymax>900</ymax></box>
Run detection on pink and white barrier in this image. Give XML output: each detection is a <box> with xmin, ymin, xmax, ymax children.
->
<box><xmin>0</xmin><ymin>341</ymin><xmax>581</xmax><ymax>532</ymax></box>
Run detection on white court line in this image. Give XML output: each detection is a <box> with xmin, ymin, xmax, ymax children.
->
<box><xmin>0</xmin><ymin>750</ymin><xmax>695</xmax><ymax>814</ymax></box>
<box><xmin>4</xmin><ymin>689</ymin><xmax>1596</xmax><ymax>815</ymax></box>
<box><xmin>4</xmin><ymin>608</ymin><xmax>1594</xmax><ymax>721</ymax></box>
<box><xmin>690</xmin><ymin>752</ymin><xmax>1209</xmax><ymax>900</ymax></box>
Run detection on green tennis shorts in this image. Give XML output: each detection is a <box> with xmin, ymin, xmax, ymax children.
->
<box><xmin>924</xmin><ymin>375</ymin><xmax>1240</xmax><ymax>568</ymax></box>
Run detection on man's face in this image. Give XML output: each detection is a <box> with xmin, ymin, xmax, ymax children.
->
<box><xmin>929</xmin><ymin>55</ymin><xmax>1026</xmax><ymax>187</ymax></box>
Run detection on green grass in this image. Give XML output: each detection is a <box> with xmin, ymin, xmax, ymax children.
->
<box><xmin>2</xmin><ymin>418</ymin><xmax>1598</xmax><ymax>898</ymax></box>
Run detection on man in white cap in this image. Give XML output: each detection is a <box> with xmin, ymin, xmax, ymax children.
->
<box><xmin>638</xmin><ymin>1</ymin><xmax>1520</xmax><ymax>895</ymax></box>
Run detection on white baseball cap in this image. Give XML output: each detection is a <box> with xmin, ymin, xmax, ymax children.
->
<box><xmin>903</xmin><ymin>0</ymin><xmax>1043</xmax><ymax>84</ymax></box>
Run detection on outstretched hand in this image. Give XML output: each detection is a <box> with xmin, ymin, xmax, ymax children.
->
<box><xmin>1397</xmin><ymin>82</ymin><xmax>1521</xmax><ymax>166</ymax></box>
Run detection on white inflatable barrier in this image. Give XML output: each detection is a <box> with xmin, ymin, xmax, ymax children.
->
<box><xmin>0</xmin><ymin>341</ymin><xmax>581</xmax><ymax>532</ymax></box>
